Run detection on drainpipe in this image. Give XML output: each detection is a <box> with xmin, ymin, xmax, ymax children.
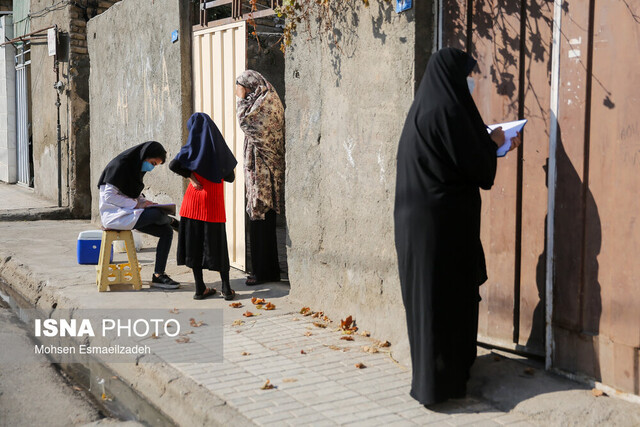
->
<box><xmin>546</xmin><ymin>0</ymin><xmax>563</xmax><ymax>371</ymax></box>
<box><xmin>53</xmin><ymin>25</ymin><xmax>62</xmax><ymax>207</ymax></box>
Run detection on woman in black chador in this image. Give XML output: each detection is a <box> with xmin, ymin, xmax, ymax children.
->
<box><xmin>394</xmin><ymin>48</ymin><xmax>520</xmax><ymax>405</ymax></box>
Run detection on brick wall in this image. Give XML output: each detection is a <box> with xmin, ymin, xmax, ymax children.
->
<box><xmin>69</xmin><ymin>1</ymin><xmax>121</xmax><ymax>55</ymax></box>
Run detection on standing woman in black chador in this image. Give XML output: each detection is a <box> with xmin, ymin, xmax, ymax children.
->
<box><xmin>394</xmin><ymin>48</ymin><xmax>521</xmax><ymax>405</ymax></box>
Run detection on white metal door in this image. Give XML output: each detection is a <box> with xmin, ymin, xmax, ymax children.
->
<box><xmin>193</xmin><ymin>22</ymin><xmax>247</xmax><ymax>270</ymax></box>
<box><xmin>15</xmin><ymin>42</ymin><xmax>30</xmax><ymax>187</ymax></box>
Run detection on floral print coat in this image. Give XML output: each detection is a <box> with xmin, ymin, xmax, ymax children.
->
<box><xmin>236</xmin><ymin>70</ymin><xmax>285</xmax><ymax>220</ymax></box>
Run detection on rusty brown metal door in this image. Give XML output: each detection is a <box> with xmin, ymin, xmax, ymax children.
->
<box><xmin>441</xmin><ymin>0</ymin><xmax>640</xmax><ymax>396</ymax></box>
<box><xmin>441</xmin><ymin>0</ymin><xmax>552</xmax><ymax>357</ymax></box>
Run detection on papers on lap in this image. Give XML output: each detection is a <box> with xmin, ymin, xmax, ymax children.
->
<box><xmin>146</xmin><ymin>203</ymin><xmax>176</xmax><ymax>215</ymax></box>
<box><xmin>487</xmin><ymin>119</ymin><xmax>527</xmax><ymax>157</ymax></box>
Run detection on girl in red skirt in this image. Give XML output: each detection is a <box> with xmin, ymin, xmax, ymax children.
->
<box><xmin>169</xmin><ymin>113</ymin><xmax>238</xmax><ymax>300</ymax></box>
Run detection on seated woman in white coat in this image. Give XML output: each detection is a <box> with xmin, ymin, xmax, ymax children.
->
<box><xmin>97</xmin><ymin>141</ymin><xmax>180</xmax><ymax>289</ymax></box>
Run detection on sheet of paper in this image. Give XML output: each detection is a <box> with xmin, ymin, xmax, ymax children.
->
<box><xmin>487</xmin><ymin>119</ymin><xmax>527</xmax><ymax>157</ymax></box>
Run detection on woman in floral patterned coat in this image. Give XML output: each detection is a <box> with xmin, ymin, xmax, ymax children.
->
<box><xmin>236</xmin><ymin>70</ymin><xmax>285</xmax><ymax>286</ymax></box>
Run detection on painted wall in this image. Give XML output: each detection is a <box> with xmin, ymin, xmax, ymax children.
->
<box><xmin>284</xmin><ymin>1</ymin><xmax>434</xmax><ymax>364</ymax></box>
<box><xmin>87</xmin><ymin>0</ymin><xmax>192</xmax><ymax>221</ymax></box>
<box><xmin>0</xmin><ymin>15</ymin><xmax>16</xmax><ymax>183</ymax></box>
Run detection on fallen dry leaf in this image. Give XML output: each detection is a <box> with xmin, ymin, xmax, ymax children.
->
<box><xmin>328</xmin><ymin>345</ymin><xmax>342</xmax><ymax>351</ymax></box>
<box><xmin>360</xmin><ymin>331</ymin><xmax>371</xmax><ymax>337</ymax></box>
<box><xmin>241</xmin><ymin>351</ymin><xmax>250</xmax><ymax>356</ymax></box>
<box><xmin>169</xmin><ymin>308</ymin><xmax>179</xmax><ymax>314</ymax></box>
<box><xmin>304</xmin><ymin>331</ymin><xmax>313</xmax><ymax>337</ymax></box>
<box><xmin>523</xmin><ymin>367</ymin><xmax>535</xmax><ymax>376</ymax></box>
<box><xmin>264</xmin><ymin>302</ymin><xmax>276</xmax><ymax>310</ymax></box>
<box><xmin>176</xmin><ymin>337</ymin><xmax>191</xmax><ymax>344</ymax></box>
<box><xmin>340</xmin><ymin>336</ymin><xmax>354</xmax><ymax>341</ymax></box>
<box><xmin>312</xmin><ymin>311</ymin><xmax>324</xmax><ymax>318</ymax></box>
<box><xmin>256</xmin><ymin>304</ymin><xmax>263</xmax><ymax>309</ymax></box>
<box><xmin>261</xmin><ymin>379</ymin><xmax>275</xmax><ymax>390</ymax></box>
<box><xmin>592</xmin><ymin>388</ymin><xmax>605</xmax><ymax>397</ymax></box>
<box><xmin>180</xmin><ymin>330</ymin><xmax>194</xmax><ymax>336</ymax></box>
<box><xmin>151</xmin><ymin>333</ymin><xmax>158</xmax><ymax>339</ymax></box>
<box><xmin>300</xmin><ymin>350</ymin><xmax>307</xmax><ymax>354</ymax></box>
<box><xmin>313</xmin><ymin>322</ymin><xmax>327</xmax><ymax>328</ymax></box>
<box><xmin>378</xmin><ymin>340</ymin><xmax>391</xmax><ymax>348</ymax></box>
<box><xmin>189</xmin><ymin>318</ymin><xmax>204</xmax><ymax>327</ymax></box>
<box><xmin>322</xmin><ymin>315</ymin><xmax>330</xmax><ymax>322</ymax></box>
<box><xmin>300</xmin><ymin>307</ymin><xmax>312</xmax><ymax>316</ymax></box>
<box><xmin>229</xmin><ymin>302</ymin><xmax>243</xmax><ymax>308</ymax></box>
<box><xmin>252</xmin><ymin>297</ymin><xmax>266</xmax><ymax>305</ymax></box>
<box><xmin>243</xmin><ymin>311</ymin><xmax>255</xmax><ymax>317</ymax></box>
<box><xmin>282</xmin><ymin>378</ymin><xmax>298</xmax><ymax>383</ymax></box>
<box><xmin>232</xmin><ymin>319</ymin><xmax>244</xmax><ymax>326</ymax></box>
<box><xmin>292</xmin><ymin>317</ymin><xmax>300</xmax><ymax>321</ymax></box>
<box><xmin>355</xmin><ymin>363</ymin><xmax>366</xmax><ymax>369</ymax></box>
<box><xmin>362</xmin><ymin>346</ymin><xmax>378</xmax><ymax>354</ymax></box>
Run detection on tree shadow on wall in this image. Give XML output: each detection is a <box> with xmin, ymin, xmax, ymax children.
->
<box><xmin>445</xmin><ymin>0</ymin><xmax>616</xmax><ymax>129</ymax></box>
<box><xmin>298</xmin><ymin>0</ymin><xmax>398</xmax><ymax>86</ymax></box>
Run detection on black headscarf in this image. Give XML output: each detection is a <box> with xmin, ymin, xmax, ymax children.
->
<box><xmin>97</xmin><ymin>141</ymin><xmax>166</xmax><ymax>199</ymax></box>
<box><xmin>397</xmin><ymin>47</ymin><xmax>497</xmax><ymax>199</ymax></box>
<box><xmin>172</xmin><ymin>113</ymin><xmax>237</xmax><ymax>183</ymax></box>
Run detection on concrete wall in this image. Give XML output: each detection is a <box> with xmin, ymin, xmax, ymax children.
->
<box><xmin>0</xmin><ymin>15</ymin><xmax>16</xmax><ymax>183</ymax></box>
<box><xmin>29</xmin><ymin>0</ymin><xmax>119</xmax><ymax>215</ymax></box>
<box><xmin>285</xmin><ymin>2</ymin><xmax>434</xmax><ymax>363</ymax></box>
<box><xmin>88</xmin><ymin>0</ymin><xmax>192</xmax><ymax>222</ymax></box>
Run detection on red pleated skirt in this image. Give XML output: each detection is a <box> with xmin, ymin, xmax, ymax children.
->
<box><xmin>179</xmin><ymin>173</ymin><xmax>226</xmax><ymax>223</ymax></box>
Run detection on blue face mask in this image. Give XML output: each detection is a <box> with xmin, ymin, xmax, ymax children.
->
<box><xmin>141</xmin><ymin>161</ymin><xmax>155</xmax><ymax>172</ymax></box>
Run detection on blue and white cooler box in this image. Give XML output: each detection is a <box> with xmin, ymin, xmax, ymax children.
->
<box><xmin>77</xmin><ymin>230</ymin><xmax>112</xmax><ymax>265</ymax></box>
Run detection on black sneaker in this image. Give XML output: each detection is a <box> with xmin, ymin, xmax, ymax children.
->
<box><xmin>151</xmin><ymin>274</ymin><xmax>180</xmax><ymax>289</ymax></box>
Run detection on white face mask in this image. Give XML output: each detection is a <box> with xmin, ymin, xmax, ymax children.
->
<box><xmin>467</xmin><ymin>77</ymin><xmax>476</xmax><ymax>95</ymax></box>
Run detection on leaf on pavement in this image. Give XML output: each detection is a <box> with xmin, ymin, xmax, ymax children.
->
<box><xmin>241</xmin><ymin>351</ymin><xmax>250</xmax><ymax>356</ymax></box>
<box><xmin>232</xmin><ymin>319</ymin><xmax>244</xmax><ymax>326</ymax></box>
<box><xmin>264</xmin><ymin>302</ymin><xmax>276</xmax><ymax>310</ymax></box>
<box><xmin>189</xmin><ymin>318</ymin><xmax>204</xmax><ymax>327</ymax></box>
<box><xmin>378</xmin><ymin>340</ymin><xmax>391</xmax><ymax>347</ymax></box>
<box><xmin>355</xmin><ymin>363</ymin><xmax>366</xmax><ymax>369</ymax></box>
<box><xmin>261</xmin><ymin>379</ymin><xmax>275</xmax><ymax>390</ymax></box>
<box><xmin>229</xmin><ymin>302</ymin><xmax>243</xmax><ymax>308</ymax></box>
<box><xmin>592</xmin><ymin>388</ymin><xmax>605</xmax><ymax>397</ymax></box>
<box><xmin>252</xmin><ymin>297</ymin><xmax>266</xmax><ymax>305</ymax></box>
<box><xmin>313</xmin><ymin>322</ymin><xmax>327</xmax><ymax>328</ymax></box>
<box><xmin>176</xmin><ymin>337</ymin><xmax>191</xmax><ymax>344</ymax></box>
<box><xmin>282</xmin><ymin>378</ymin><xmax>298</xmax><ymax>383</ymax></box>
<box><xmin>169</xmin><ymin>308</ymin><xmax>179</xmax><ymax>314</ymax></box>
<box><xmin>340</xmin><ymin>336</ymin><xmax>354</xmax><ymax>341</ymax></box>
<box><xmin>243</xmin><ymin>311</ymin><xmax>255</xmax><ymax>317</ymax></box>
<box><xmin>304</xmin><ymin>331</ymin><xmax>313</xmax><ymax>337</ymax></box>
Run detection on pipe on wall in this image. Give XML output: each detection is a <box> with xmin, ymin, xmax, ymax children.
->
<box><xmin>546</xmin><ymin>0</ymin><xmax>563</xmax><ymax>371</ymax></box>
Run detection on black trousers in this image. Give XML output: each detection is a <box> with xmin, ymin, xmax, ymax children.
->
<box><xmin>133</xmin><ymin>207</ymin><xmax>172</xmax><ymax>275</ymax></box>
<box><xmin>250</xmin><ymin>210</ymin><xmax>280</xmax><ymax>281</ymax></box>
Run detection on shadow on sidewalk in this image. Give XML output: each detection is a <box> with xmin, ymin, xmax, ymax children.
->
<box><xmin>427</xmin><ymin>352</ymin><xmax>589</xmax><ymax>415</ymax></box>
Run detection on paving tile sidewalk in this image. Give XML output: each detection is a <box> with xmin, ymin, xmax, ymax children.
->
<box><xmin>1</xmin><ymin>219</ymin><xmax>640</xmax><ymax>426</ymax></box>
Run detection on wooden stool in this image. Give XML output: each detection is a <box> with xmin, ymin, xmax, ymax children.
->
<box><xmin>96</xmin><ymin>230</ymin><xmax>142</xmax><ymax>292</ymax></box>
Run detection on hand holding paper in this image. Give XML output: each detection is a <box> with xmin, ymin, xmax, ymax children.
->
<box><xmin>487</xmin><ymin>119</ymin><xmax>527</xmax><ymax>157</ymax></box>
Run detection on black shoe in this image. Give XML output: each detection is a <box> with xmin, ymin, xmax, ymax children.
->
<box><xmin>151</xmin><ymin>274</ymin><xmax>180</xmax><ymax>289</ymax></box>
<box><xmin>169</xmin><ymin>217</ymin><xmax>180</xmax><ymax>232</ymax></box>
<box><xmin>221</xmin><ymin>281</ymin><xmax>236</xmax><ymax>300</ymax></box>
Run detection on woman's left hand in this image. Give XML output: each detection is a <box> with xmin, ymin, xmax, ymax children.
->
<box><xmin>509</xmin><ymin>131</ymin><xmax>522</xmax><ymax>152</ymax></box>
<box><xmin>189</xmin><ymin>174</ymin><xmax>203</xmax><ymax>190</ymax></box>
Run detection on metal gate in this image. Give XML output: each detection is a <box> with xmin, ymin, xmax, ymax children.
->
<box><xmin>15</xmin><ymin>42</ymin><xmax>30</xmax><ymax>187</ymax></box>
<box><xmin>192</xmin><ymin>22</ymin><xmax>247</xmax><ymax>270</ymax></box>
<box><xmin>441</xmin><ymin>0</ymin><xmax>551</xmax><ymax>357</ymax></box>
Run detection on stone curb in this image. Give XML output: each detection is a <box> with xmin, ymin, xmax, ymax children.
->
<box><xmin>0</xmin><ymin>207</ymin><xmax>74</xmax><ymax>222</ymax></box>
<box><xmin>0</xmin><ymin>251</ymin><xmax>255</xmax><ymax>427</ymax></box>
